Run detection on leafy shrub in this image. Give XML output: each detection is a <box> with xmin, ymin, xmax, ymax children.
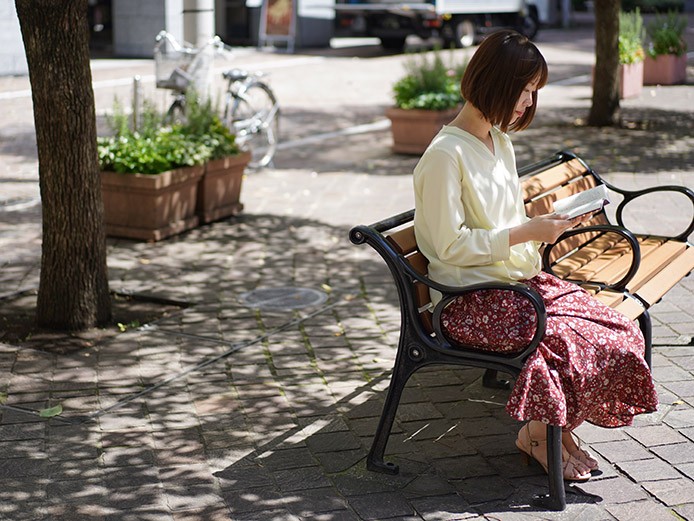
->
<box><xmin>619</xmin><ymin>8</ymin><xmax>645</xmax><ymax>64</ymax></box>
<box><xmin>621</xmin><ymin>0</ymin><xmax>683</xmax><ymax>14</ymax></box>
<box><xmin>393</xmin><ymin>50</ymin><xmax>467</xmax><ymax>111</ymax></box>
<box><xmin>98</xmin><ymin>94</ymin><xmax>239</xmax><ymax>175</ymax></box>
<box><xmin>180</xmin><ymin>92</ymin><xmax>239</xmax><ymax>160</ymax></box>
<box><xmin>646</xmin><ymin>10</ymin><xmax>687</xmax><ymax>57</ymax></box>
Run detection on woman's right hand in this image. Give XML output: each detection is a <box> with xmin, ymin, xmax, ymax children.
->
<box><xmin>509</xmin><ymin>213</ymin><xmax>586</xmax><ymax>246</ymax></box>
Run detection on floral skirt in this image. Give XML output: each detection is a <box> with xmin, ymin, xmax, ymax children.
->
<box><xmin>440</xmin><ymin>271</ymin><xmax>658</xmax><ymax>430</ymax></box>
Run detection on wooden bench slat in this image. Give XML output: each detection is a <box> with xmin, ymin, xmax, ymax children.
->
<box><xmin>613</xmin><ymin>297</ymin><xmax>646</xmax><ymax>321</ymax></box>
<box><xmin>407</xmin><ymin>251</ymin><xmax>429</xmax><ymax>275</ymax></box>
<box><xmin>626</xmin><ymin>239</ymin><xmax>686</xmax><ymax>293</ymax></box>
<box><xmin>521</xmin><ymin>158</ymin><xmax>589</xmax><ymax>201</ymax></box>
<box><xmin>406</xmin><ymin>250</ymin><xmax>434</xmax><ymax>334</ymax></box>
<box><xmin>634</xmin><ymin>246</ymin><xmax>694</xmax><ymax>307</ymax></box>
<box><xmin>558</xmin><ymin>237</ymin><xmax>640</xmax><ymax>284</ymax></box>
<box><xmin>591</xmin><ymin>289</ymin><xmax>627</xmax><ymax>308</ymax></box>
<box><xmin>387</xmin><ymin>226</ymin><xmax>417</xmax><ymax>255</ymax></box>
<box><xmin>549</xmin><ymin>232</ymin><xmax>624</xmax><ymax>279</ymax></box>
<box><xmin>525</xmin><ymin>175</ymin><xmax>598</xmax><ymax>216</ymax></box>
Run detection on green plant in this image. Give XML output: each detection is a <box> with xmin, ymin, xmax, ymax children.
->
<box><xmin>619</xmin><ymin>8</ymin><xmax>646</xmax><ymax>64</ymax></box>
<box><xmin>181</xmin><ymin>92</ymin><xmax>240</xmax><ymax>160</ymax></box>
<box><xmin>98</xmin><ymin>94</ymin><xmax>239</xmax><ymax>174</ymax></box>
<box><xmin>646</xmin><ymin>10</ymin><xmax>687</xmax><ymax>57</ymax></box>
<box><xmin>393</xmin><ymin>50</ymin><xmax>467</xmax><ymax>111</ymax></box>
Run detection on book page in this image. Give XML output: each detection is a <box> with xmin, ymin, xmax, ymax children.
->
<box><xmin>553</xmin><ymin>185</ymin><xmax>611</xmax><ymax>219</ymax></box>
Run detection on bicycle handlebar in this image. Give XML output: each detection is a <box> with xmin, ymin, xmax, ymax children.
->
<box><xmin>154</xmin><ymin>30</ymin><xmax>231</xmax><ymax>56</ymax></box>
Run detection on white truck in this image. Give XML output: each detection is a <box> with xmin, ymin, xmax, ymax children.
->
<box><xmin>333</xmin><ymin>0</ymin><xmax>540</xmax><ymax>50</ymax></box>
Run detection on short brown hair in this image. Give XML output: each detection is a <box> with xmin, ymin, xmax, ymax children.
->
<box><xmin>461</xmin><ymin>29</ymin><xmax>548</xmax><ymax>132</ymax></box>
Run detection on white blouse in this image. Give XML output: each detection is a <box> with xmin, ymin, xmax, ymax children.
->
<box><xmin>413</xmin><ymin>125</ymin><xmax>542</xmax><ymax>304</ymax></box>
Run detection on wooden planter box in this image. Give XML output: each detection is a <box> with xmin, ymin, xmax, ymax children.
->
<box><xmin>197</xmin><ymin>150</ymin><xmax>251</xmax><ymax>224</ymax></box>
<box><xmin>644</xmin><ymin>54</ymin><xmax>687</xmax><ymax>85</ymax></box>
<box><xmin>386</xmin><ymin>106</ymin><xmax>460</xmax><ymax>155</ymax></box>
<box><xmin>101</xmin><ymin>165</ymin><xmax>204</xmax><ymax>241</ymax></box>
<box><xmin>619</xmin><ymin>61</ymin><xmax>644</xmax><ymax>99</ymax></box>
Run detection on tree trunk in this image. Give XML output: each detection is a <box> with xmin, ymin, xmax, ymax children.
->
<box><xmin>587</xmin><ymin>0</ymin><xmax>621</xmax><ymax>126</ymax></box>
<box><xmin>16</xmin><ymin>0</ymin><xmax>111</xmax><ymax>330</ymax></box>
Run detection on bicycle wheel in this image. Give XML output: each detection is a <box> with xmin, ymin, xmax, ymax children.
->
<box><xmin>225</xmin><ymin>81</ymin><xmax>279</xmax><ymax>169</ymax></box>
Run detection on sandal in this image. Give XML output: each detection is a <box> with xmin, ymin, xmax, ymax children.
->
<box><xmin>563</xmin><ymin>431</ymin><xmax>599</xmax><ymax>471</ymax></box>
<box><xmin>515</xmin><ymin>424</ymin><xmax>591</xmax><ymax>482</ymax></box>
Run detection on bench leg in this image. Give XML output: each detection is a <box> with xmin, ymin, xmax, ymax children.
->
<box><xmin>532</xmin><ymin>424</ymin><xmax>566</xmax><ymax>511</ymax></box>
<box><xmin>637</xmin><ymin>310</ymin><xmax>652</xmax><ymax>369</ymax></box>
<box><xmin>482</xmin><ymin>369</ymin><xmax>511</xmax><ymax>389</ymax></box>
<box><xmin>366</xmin><ymin>345</ymin><xmax>417</xmax><ymax>475</ymax></box>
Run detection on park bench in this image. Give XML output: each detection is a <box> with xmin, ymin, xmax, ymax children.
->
<box><xmin>348</xmin><ymin>150</ymin><xmax>694</xmax><ymax>511</ymax></box>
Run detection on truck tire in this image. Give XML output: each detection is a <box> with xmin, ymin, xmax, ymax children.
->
<box><xmin>380</xmin><ymin>37</ymin><xmax>407</xmax><ymax>51</ymax></box>
<box><xmin>519</xmin><ymin>8</ymin><xmax>539</xmax><ymax>40</ymax></box>
<box><xmin>443</xmin><ymin>18</ymin><xmax>476</xmax><ymax>48</ymax></box>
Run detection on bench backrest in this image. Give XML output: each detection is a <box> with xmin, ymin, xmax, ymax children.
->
<box><xmin>385</xmin><ymin>227</ymin><xmax>435</xmax><ymax>334</ymax></box>
<box><xmin>521</xmin><ymin>157</ymin><xmax>609</xmax><ymax>265</ymax></box>
<box><xmin>383</xmin><ymin>156</ymin><xmax>609</xmax><ymax>334</ymax></box>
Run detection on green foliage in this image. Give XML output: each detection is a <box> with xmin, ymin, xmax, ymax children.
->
<box><xmin>393</xmin><ymin>50</ymin><xmax>466</xmax><ymax>111</ymax></box>
<box><xmin>621</xmin><ymin>0</ymin><xmax>683</xmax><ymax>14</ymax></box>
<box><xmin>619</xmin><ymin>8</ymin><xmax>645</xmax><ymax>64</ymax></box>
<box><xmin>646</xmin><ymin>10</ymin><xmax>687</xmax><ymax>57</ymax></box>
<box><xmin>98</xmin><ymin>93</ymin><xmax>239</xmax><ymax>175</ymax></box>
<box><xmin>39</xmin><ymin>404</ymin><xmax>63</xmax><ymax>418</ymax></box>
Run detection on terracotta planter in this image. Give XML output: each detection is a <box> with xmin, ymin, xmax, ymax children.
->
<box><xmin>386</xmin><ymin>106</ymin><xmax>460</xmax><ymax>155</ymax></box>
<box><xmin>101</xmin><ymin>165</ymin><xmax>204</xmax><ymax>241</ymax></box>
<box><xmin>644</xmin><ymin>54</ymin><xmax>687</xmax><ymax>85</ymax></box>
<box><xmin>197</xmin><ymin>150</ymin><xmax>251</xmax><ymax>224</ymax></box>
<box><xmin>619</xmin><ymin>61</ymin><xmax>643</xmax><ymax>99</ymax></box>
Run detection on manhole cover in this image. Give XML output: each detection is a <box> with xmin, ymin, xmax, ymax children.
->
<box><xmin>238</xmin><ymin>287</ymin><xmax>328</xmax><ymax>310</ymax></box>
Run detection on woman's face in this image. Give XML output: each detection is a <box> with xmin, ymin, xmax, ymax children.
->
<box><xmin>512</xmin><ymin>77</ymin><xmax>540</xmax><ymax>124</ymax></box>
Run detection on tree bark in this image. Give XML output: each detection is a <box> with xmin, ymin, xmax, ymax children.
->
<box><xmin>16</xmin><ymin>0</ymin><xmax>111</xmax><ymax>330</ymax></box>
<box><xmin>587</xmin><ymin>0</ymin><xmax>621</xmax><ymax>126</ymax></box>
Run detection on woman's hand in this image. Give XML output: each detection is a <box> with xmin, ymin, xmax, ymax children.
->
<box><xmin>509</xmin><ymin>213</ymin><xmax>592</xmax><ymax>246</ymax></box>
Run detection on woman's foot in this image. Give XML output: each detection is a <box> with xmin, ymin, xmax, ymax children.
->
<box><xmin>562</xmin><ymin>431</ymin><xmax>599</xmax><ymax>471</ymax></box>
<box><xmin>516</xmin><ymin>422</ymin><xmax>592</xmax><ymax>482</ymax></box>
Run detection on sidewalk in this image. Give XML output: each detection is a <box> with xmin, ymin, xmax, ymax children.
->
<box><xmin>1</xmin><ymin>22</ymin><xmax>694</xmax><ymax>521</ymax></box>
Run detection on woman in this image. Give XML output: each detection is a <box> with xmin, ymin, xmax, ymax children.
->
<box><xmin>413</xmin><ymin>29</ymin><xmax>658</xmax><ymax>482</ymax></box>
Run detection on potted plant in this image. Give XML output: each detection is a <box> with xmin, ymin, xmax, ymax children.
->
<box><xmin>98</xmin><ymin>97</ymin><xmax>249</xmax><ymax>241</ymax></box>
<box><xmin>618</xmin><ymin>8</ymin><xmax>645</xmax><ymax>99</ymax></box>
<box><xmin>386</xmin><ymin>49</ymin><xmax>467</xmax><ymax>154</ymax></box>
<box><xmin>644</xmin><ymin>10</ymin><xmax>687</xmax><ymax>85</ymax></box>
<box><xmin>181</xmin><ymin>93</ymin><xmax>252</xmax><ymax>224</ymax></box>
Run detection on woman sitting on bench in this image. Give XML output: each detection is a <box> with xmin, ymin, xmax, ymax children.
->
<box><xmin>413</xmin><ymin>29</ymin><xmax>658</xmax><ymax>482</ymax></box>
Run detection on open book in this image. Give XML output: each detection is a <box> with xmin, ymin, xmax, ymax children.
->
<box><xmin>552</xmin><ymin>184</ymin><xmax>611</xmax><ymax>219</ymax></box>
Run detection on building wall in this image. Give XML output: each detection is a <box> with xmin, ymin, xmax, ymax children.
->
<box><xmin>113</xmin><ymin>0</ymin><xmax>184</xmax><ymax>57</ymax></box>
<box><xmin>0</xmin><ymin>0</ymin><xmax>28</xmax><ymax>76</ymax></box>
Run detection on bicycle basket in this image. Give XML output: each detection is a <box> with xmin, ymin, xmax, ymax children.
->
<box><xmin>154</xmin><ymin>45</ymin><xmax>197</xmax><ymax>91</ymax></box>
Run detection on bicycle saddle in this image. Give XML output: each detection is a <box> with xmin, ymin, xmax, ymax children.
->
<box><xmin>223</xmin><ymin>69</ymin><xmax>249</xmax><ymax>81</ymax></box>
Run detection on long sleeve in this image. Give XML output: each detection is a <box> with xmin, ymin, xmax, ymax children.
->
<box><xmin>413</xmin><ymin>125</ymin><xmax>541</xmax><ymax>296</ymax></box>
<box><xmin>415</xmin><ymin>146</ymin><xmax>510</xmax><ymax>267</ymax></box>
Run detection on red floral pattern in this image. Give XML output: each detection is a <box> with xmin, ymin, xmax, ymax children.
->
<box><xmin>440</xmin><ymin>271</ymin><xmax>658</xmax><ymax>430</ymax></box>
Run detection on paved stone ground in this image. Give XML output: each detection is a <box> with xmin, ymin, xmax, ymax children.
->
<box><xmin>1</xmin><ymin>16</ymin><xmax>694</xmax><ymax>521</ymax></box>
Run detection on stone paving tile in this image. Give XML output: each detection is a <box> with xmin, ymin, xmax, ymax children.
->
<box><xmin>590</xmin><ymin>439</ymin><xmax>653</xmax><ymax>463</ymax></box>
<box><xmin>642</xmin><ymin>477</ymin><xmax>694</xmax><ymax>506</ymax></box>
<box><xmin>605</xmin><ymin>500</ymin><xmax>676</xmax><ymax>521</ymax></box>
<box><xmin>623</xmin><ymin>423</ymin><xmax>690</xmax><ymax>447</ymax></box>
<box><xmin>674</xmin><ymin>503</ymin><xmax>694</xmax><ymax>521</ymax></box>
<box><xmin>614</xmin><ymin>457</ymin><xmax>682</xmax><ymax>482</ymax></box>
<box><xmin>650</xmin><ymin>440</ymin><xmax>694</xmax><ymax>465</ymax></box>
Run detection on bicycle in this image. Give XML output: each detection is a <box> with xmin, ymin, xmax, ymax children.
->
<box><xmin>153</xmin><ymin>30</ymin><xmax>280</xmax><ymax>169</ymax></box>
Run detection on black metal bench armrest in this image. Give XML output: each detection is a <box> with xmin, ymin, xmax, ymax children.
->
<box><xmin>542</xmin><ymin>224</ymin><xmax>641</xmax><ymax>292</ymax></box>
<box><xmin>603</xmin><ymin>183</ymin><xmax>694</xmax><ymax>242</ymax></box>
<box><xmin>430</xmin><ymin>280</ymin><xmax>547</xmax><ymax>363</ymax></box>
